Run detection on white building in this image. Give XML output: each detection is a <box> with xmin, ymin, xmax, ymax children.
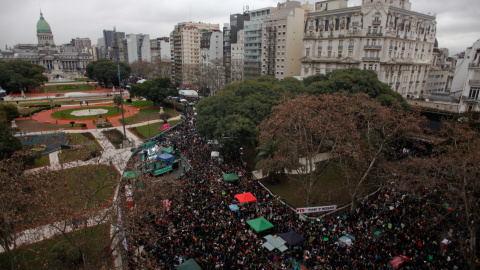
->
<box><xmin>301</xmin><ymin>0</ymin><xmax>436</xmax><ymax>98</ymax></box>
<box><xmin>231</xmin><ymin>29</ymin><xmax>245</xmax><ymax>82</ymax></box>
<box><xmin>244</xmin><ymin>7</ymin><xmax>273</xmax><ymax>80</ymax></box>
<box><xmin>125</xmin><ymin>34</ymin><xmax>151</xmax><ymax>63</ymax></box>
<box><xmin>150</xmin><ymin>37</ymin><xmax>171</xmax><ymax>61</ymax></box>
<box><xmin>200</xmin><ymin>30</ymin><xmax>223</xmax><ymax>65</ymax></box>
<box><xmin>170</xmin><ymin>22</ymin><xmax>220</xmax><ymax>85</ymax></box>
<box><xmin>262</xmin><ymin>0</ymin><xmax>313</xmax><ymax>79</ymax></box>
<box><xmin>450</xmin><ymin>38</ymin><xmax>480</xmax><ymax>112</ymax></box>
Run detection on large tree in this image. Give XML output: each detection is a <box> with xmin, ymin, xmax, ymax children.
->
<box><xmin>129</xmin><ymin>77</ymin><xmax>177</xmax><ymax>105</ymax></box>
<box><xmin>305</xmin><ymin>68</ymin><xmax>407</xmax><ymax>108</ymax></box>
<box><xmin>0</xmin><ymin>60</ymin><xmax>48</xmax><ymax>94</ymax></box>
<box><xmin>130</xmin><ymin>60</ymin><xmax>154</xmax><ymax>80</ymax></box>
<box><xmin>85</xmin><ymin>59</ymin><xmax>131</xmax><ymax>87</ymax></box>
<box><xmin>0</xmin><ymin>151</ymin><xmax>55</xmax><ymax>270</ymax></box>
<box><xmin>398</xmin><ymin>115</ymin><xmax>480</xmax><ymax>269</ymax></box>
<box><xmin>195</xmin><ymin>77</ymin><xmax>294</xmax><ymax>147</ymax></box>
<box><xmin>0</xmin><ymin>121</ymin><xmax>22</xmax><ymax>160</ymax></box>
<box><xmin>257</xmin><ymin>93</ymin><xmax>424</xmax><ymax>207</ymax></box>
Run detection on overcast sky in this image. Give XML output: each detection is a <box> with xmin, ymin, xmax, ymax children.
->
<box><xmin>0</xmin><ymin>0</ymin><xmax>478</xmax><ymax>55</ymax></box>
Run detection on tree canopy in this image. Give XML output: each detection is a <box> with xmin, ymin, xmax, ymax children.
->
<box><xmin>85</xmin><ymin>59</ymin><xmax>131</xmax><ymax>87</ymax></box>
<box><xmin>304</xmin><ymin>68</ymin><xmax>407</xmax><ymax>108</ymax></box>
<box><xmin>257</xmin><ymin>93</ymin><xmax>424</xmax><ymax>206</ymax></box>
<box><xmin>128</xmin><ymin>77</ymin><xmax>177</xmax><ymax>105</ymax></box>
<box><xmin>0</xmin><ymin>121</ymin><xmax>23</xmax><ymax>160</ymax></box>
<box><xmin>0</xmin><ymin>60</ymin><xmax>48</xmax><ymax>94</ymax></box>
<box><xmin>195</xmin><ymin>76</ymin><xmax>303</xmax><ymax>146</ymax></box>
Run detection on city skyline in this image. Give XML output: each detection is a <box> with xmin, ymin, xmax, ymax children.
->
<box><xmin>0</xmin><ymin>0</ymin><xmax>478</xmax><ymax>55</ymax></box>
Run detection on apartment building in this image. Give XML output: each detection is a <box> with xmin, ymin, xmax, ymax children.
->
<box><xmin>125</xmin><ymin>34</ymin><xmax>151</xmax><ymax>63</ymax></box>
<box><xmin>244</xmin><ymin>7</ymin><xmax>273</xmax><ymax>80</ymax></box>
<box><xmin>150</xmin><ymin>37</ymin><xmax>171</xmax><ymax>61</ymax></box>
<box><xmin>301</xmin><ymin>0</ymin><xmax>436</xmax><ymax>98</ymax></box>
<box><xmin>262</xmin><ymin>1</ymin><xmax>313</xmax><ymax>79</ymax></box>
<box><xmin>451</xmin><ymin>38</ymin><xmax>480</xmax><ymax>112</ymax></box>
<box><xmin>223</xmin><ymin>13</ymin><xmax>250</xmax><ymax>83</ymax></box>
<box><xmin>170</xmin><ymin>22</ymin><xmax>220</xmax><ymax>85</ymax></box>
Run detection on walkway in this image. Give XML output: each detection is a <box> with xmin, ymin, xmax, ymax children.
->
<box><xmin>252</xmin><ymin>153</ymin><xmax>331</xmax><ymax>179</ymax></box>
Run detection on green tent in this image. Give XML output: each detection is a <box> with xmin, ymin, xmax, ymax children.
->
<box><xmin>189</xmin><ymin>103</ymin><xmax>195</xmax><ymax>106</ymax></box>
<box><xmin>246</xmin><ymin>217</ymin><xmax>274</xmax><ymax>233</ymax></box>
<box><xmin>123</xmin><ymin>171</ymin><xmax>139</xmax><ymax>179</ymax></box>
<box><xmin>176</xmin><ymin>258</ymin><xmax>201</xmax><ymax>270</ymax></box>
<box><xmin>162</xmin><ymin>147</ymin><xmax>174</xmax><ymax>153</ymax></box>
<box><xmin>222</xmin><ymin>173</ymin><xmax>239</xmax><ymax>182</ymax></box>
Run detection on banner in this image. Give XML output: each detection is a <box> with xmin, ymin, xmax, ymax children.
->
<box><xmin>162</xmin><ymin>123</ymin><xmax>170</xmax><ymax>131</ymax></box>
<box><xmin>296</xmin><ymin>205</ymin><xmax>337</xmax><ymax>214</ymax></box>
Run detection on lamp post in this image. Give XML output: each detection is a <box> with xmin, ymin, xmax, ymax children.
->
<box><xmin>114</xmin><ymin>26</ymin><xmax>127</xmax><ymax>141</ymax></box>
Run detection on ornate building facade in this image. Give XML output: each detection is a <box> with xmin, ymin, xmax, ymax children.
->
<box><xmin>0</xmin><ymin>12</ymin><xmax>93</xmax><ymax>81</ymax></box>
<box><xmin>301</xmin><ymin>0</ymin><xmax>436</xmax><ymax>98</ymax></box>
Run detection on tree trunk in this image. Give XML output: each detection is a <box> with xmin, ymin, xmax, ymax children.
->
<box><xmin>6</xmin><ymin>245</ymin><xmax>17</xmax><ymax>270</ymax></box>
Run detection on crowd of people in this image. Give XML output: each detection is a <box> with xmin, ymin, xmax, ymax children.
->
<box><xmin>123</xmin><ymin>107</ymin><xmax>472</xmax><ymax>269</ymax></box>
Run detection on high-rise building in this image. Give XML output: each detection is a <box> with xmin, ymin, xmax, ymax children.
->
<box><xmin>74</xmin><ymin>37</ymin><xmax>92</xmax><ymax>52</ymax></box>
<box><xmin>450</xmin><ymin>38</ymin><xmax>480</xmax><ymax>112</ymax></box>
<box><xmin>223</xmin><ymin>12</ymin><xmax>250</xmax><ymax>83</ymax></box>
<box><xmin>101</xmin><ymin>30</ymin><xmax>125</xmax><ymax>60</ymax></box>
<box><xmin>231</xmin><ymin>29</ymin><xmax>245</xmax><ymax>82</ymax></box>
<box><xmin>170</xmin><ymin>22</ymin><xmax>220</xmax><ymax>85</ymax></box>
<box><xmin>244</xmin><ymin>7</ymin><xmax>273</xmax><ymax>80</ymax></box>
<box><xmin>125</xmin><ymin>34</ymin><xmax>151</xmax><ymax>63</ymax></box>
<box><xmin>301</xmin><ymin>0</ymin><xmax>437</xmax><ymax>98</ymax></box>
<box><xmin>150</xmin><ymin>37</ymin><xmax>171</xmax><ymax>61</ymax></box>
<box><xmin>262</xmin><ymin>1</ymin><xmax>313</xmax><ymax>79</ymax></box>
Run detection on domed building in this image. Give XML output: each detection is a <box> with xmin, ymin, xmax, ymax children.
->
<box><xmin>0</xmin><ymin>11</ymin><xmax>93</xmax><ymax>82</ymax></box>
<box><xmin>37</xmin><ymin>11</ymin><xmax>55</xmax><ymax>47</ymax></box>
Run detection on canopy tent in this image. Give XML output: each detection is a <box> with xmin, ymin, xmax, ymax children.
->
<box><xmin>158</xmin><ymin>152</ymin><xmax>174</xmax><ymax>164</ymax></box>
<box><xmin>180</xmin><ymin>99</ymin><xmax>188</xmax><ymax>102</ymax></box>
<box><xmin>278</xmin><ymin>230</ymin><xmax>305</xmax><ymax>246</ymax></box>
<box><xmin>235</xmin><ymin>192</ymin><xmax>257</xmax><ymax>203</ymax></box>
<box><xmin>228</xmin><ymin>204</ymin><xmax>239</xmax><ymax>211</ymax></box>
<box><xmin>189</xmin><ymin>103</ymin><xmax>195</xmax><ymax>106</ymax></box>
<box><xmin>179</xmin><ymin>90</ymin><xmax>198</xmax><ymax>97</ymax></box>
<box><xmin>211</xmin><ymin>151</ymin><xmax>220</xmax><ymax>157</ymax></box>
<box><xmin>136</xmin><ymin>79</ymin><xmax>147</xmax><ymax>84</ymax></box>
<box><xmin>263</xmin><ymin>235</ymin><xmax>288</xmax><ymax>252</ymax></box>
<box><xmin>222</xmin><ymin>173</ymin><xmax>239</xmax><ymax>182</ymax></box>
<box><xmin>176</xmin><ymin>258</ymin><xmax>201</xmax><ymax>270</ymax></box>
<box><xmin>143</xmin><ymin>142</ymin><xmax>156</xmax><ymax>150</ymax></box>
<box><xmin>123</xmin><ymin>171</ymin><xmax>139</xmax><ymax>179</ymax></box>
<box><xmin>247</xmin><ymin>217</ymin><xmax>274</xmax><ymax>233</ymax></box>
<box><xmin>162</xmin><ymin>147</ymin><xmax>174</xmax><ymax>153</ymax></box>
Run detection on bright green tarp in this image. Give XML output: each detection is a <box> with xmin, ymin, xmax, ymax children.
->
<box><xmin>246</xmin><ymin>217</ymin><xmax>274</xmax><ymax>233</ymax></box>
<box><xmin>123</xmin><ymin>171</ymin><xmax>139</xmax><ymax>179</ymax></box>
<box><xmin>176</xmin><ymin>258</ymin><xmax>201</xmax><ymax>270</ymax></box>
<box><xmin>222</xmin><ymin>173</ymin><xmax>239</xmax><ymax>182</ymax></box>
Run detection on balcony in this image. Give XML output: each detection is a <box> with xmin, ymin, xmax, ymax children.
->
<box><xmin>469</xmin><ymin>63</ymin><xmax>480</xmax><ymax>69</ymax></box>
<box><xmin>469</xmin><ymin>79</ymin><xmax>480</xmax><ymax>87</ymax></box>
<box><xmin>348</xmin><ymin>45</ymin><xmax>354</xmax><ymax>49</ymax></box>
<box><xmin>366</xmin><ymin>32</ymin><xmax>383</xmax><ymax>37</ymax></box>
<box><xmin>352</xmin><ymin>21</ymin><xmax>360</xmax><ymax>26</ymax></box>
<box><xmin>328</xmin><ymin>46</ymin><xmax>332</xmax><ymax>50</ymax></box>
<box><xmin>462</xmin><ymin>96</ymin><xmax>479</xmax><ymax>102</ymax></box>
<box><xmin>364</xmin><ymin>45</ymin><xmax>382</xmax><ymax>50</ymax></box>
<box><xmin>372</xmin><ymin>20</ymin><xmax>381</xmax><ymax>26</ymax></box>
<box><xmin>304</xmin><ymin>32</ymin><xmax>318</xmax><ymax>39</ymax></box>
<box><xmin>362</xmin><ymin>57</ymin><xmax>380</xmax><ymax>61</ymax></box>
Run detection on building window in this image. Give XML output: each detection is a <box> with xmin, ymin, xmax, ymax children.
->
<box><xmin>468</xmin><ymin>88</ymin><xmax>479</xmax><ymax>100</ymax></box>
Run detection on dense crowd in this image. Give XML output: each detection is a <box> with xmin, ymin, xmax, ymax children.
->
<box><xmin>124</xmin><ymin>107</ymin><xmax>473</xmax><ymax>269</ymax></box>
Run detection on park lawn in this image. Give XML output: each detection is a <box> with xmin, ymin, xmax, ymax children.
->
<box><xmin>132</xmin><ymin>119</ymin><xmax>182</xmax><ymax>139</ymax></box>
<box><xmin>50</xmin><ymin>165</ymin><xmax>118</xmax><ymax>210</ymax></box>
<box><xmin>124</xmin><ymin>100</ymin><xmax>154</xmax><ymax>107</ymax></box>
<box><xmin>0</xmin><ymin>224</ymin><xmax>112</xmax><ymax>270</ymax></box>
<box><xmin>258</xmin><ymin>162</ymin><xmax>352</xmax><ymax>208</ymax></box>
<box><xmin>51</xmin><ymin>106</ymin><xmax>123</xmax><ymax>120</ymax></box>
<box><xmin>121</xmin><ymin>107</ymin><xmax>179</xmax><ymax>125</ymax></box>
<box><xmin>32</xmin><ymin>154</ymin><xmax>50</xmax><ymax>168</ymax></box>
<box><xmin>58</xmin><ymin>133</ymin><xmax>103</xmax><ymax>163</ymax></box>
<box><xmin>39</xmin><ymin>84</ymin><xmax>97</xmax><ymax>93</ymax></box>
<box><xmin>15</xmin><ymin>119</ymin><xmax>73</xmax><ymax>132</ymax></box>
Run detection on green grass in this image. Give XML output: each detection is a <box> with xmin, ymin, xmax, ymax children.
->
<box><xmin>51</xmin><ymin>106</ymin><xmax>123</xmax><ymax>120</ymax></box>
<box><xmin>50</xmin><ymin>165</ymin><xmax>118</xmax><ymax>210</ymax></box>
<box><xmin>124</xmin><ymin>100</ymin><xmax>154</xmax><ymax>107</ymax></box>
<box><xmin>39</xmin><ymin>84</ymin><xmax>97</xmax><ymax>93</ymax></box>
<box><xmin>258</xmin><ymin>162</ymin><xmax>351</xmax><ymax>208</ymax></box>
<box><xmin>121</xmin><ymin>107</ymin><xmax>179</xmax><ymax>125</ymax></box>
<box><xmin>58</xmin><ymin>133</ymin><xmax>103</xmax><ymax>163</ymax></box>
<box><xmin>0</xmin><ymin>224</ymin><xmax>111</xmax><ymax>270</ymax></box>
<box><xmin>133</xmin><ymin>119</ymin><xmax>182</xmax><ymax>139</ymax></box>
<box><xmin>32</xmin><ymin>154</ymin><xmax>50</xmax><ymax>167</ymax></box>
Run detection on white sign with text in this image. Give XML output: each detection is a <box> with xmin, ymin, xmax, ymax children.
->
<box><xmin>296</xmin><ymin>205</ymin><xmax>337</xmax><ymax>214</ymax></box>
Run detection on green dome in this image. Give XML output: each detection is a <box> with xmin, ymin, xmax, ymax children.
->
<box><xmin>37</xmin><ymin>12</ymin><xmax>51</xmax><ymax>33</ymax></box>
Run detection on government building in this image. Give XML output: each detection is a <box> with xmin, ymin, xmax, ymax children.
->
<box><xmin>301</xmin><ymin>0</ymin><xmax>436</xmax><ymax>98</ymax></box>
<box><xmin>0</xmin><ymin>12</ymin><xmax>93</xmax><ymax>81</ymax></box>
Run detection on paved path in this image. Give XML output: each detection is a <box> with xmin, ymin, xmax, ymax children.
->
<box><xmin>252</xmin><ymin>153</ymin><xmax>331</xmax><ymax>179</ymax></box>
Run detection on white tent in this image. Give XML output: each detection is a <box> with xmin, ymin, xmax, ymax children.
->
<box><xmin>179</xmin><ymin>90</ymin><xmax>198</xmax><ymax>97</ymax></box>
<box><xmin>136</xmin><ymin>79</ymin><xmax>147</xmax><ymax>84</ymax></box>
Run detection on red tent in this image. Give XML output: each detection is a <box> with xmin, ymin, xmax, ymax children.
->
<box><xmin>235</xmin><ymin>192</ymin><xmax>257</xmax><ymax>203</ymax></box>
